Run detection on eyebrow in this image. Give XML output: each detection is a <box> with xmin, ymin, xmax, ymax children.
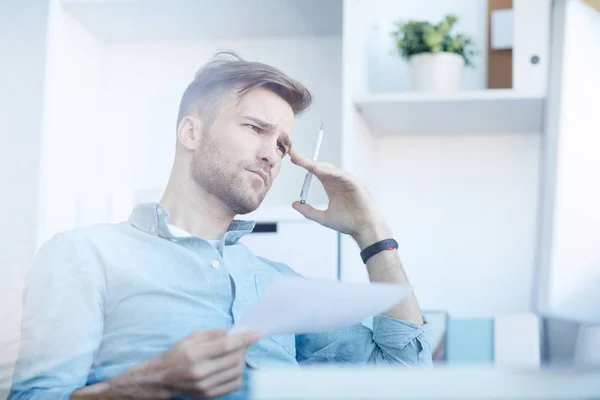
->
<box><xmin>243</xmin><ymin>115</ymin><xmax>293</xmax><ymax>150</ymax></box>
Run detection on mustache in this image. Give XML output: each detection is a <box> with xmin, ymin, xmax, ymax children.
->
<box><xmin>246</xmin><ymin>163</ymin><xmax>272</xmax><ymax>183</ymax></box>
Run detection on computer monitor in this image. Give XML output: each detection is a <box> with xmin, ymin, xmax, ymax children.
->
<box><xmin>536</xmin><ymin>0</ymin><xmax>600</xmax><ymax>364</ymax></box>
<box><xmin>536</xmin><ymin>0</ymin><xmax>600</xmax><ymax>325</ymax></box>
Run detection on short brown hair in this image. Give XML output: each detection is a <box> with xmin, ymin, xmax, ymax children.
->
<box><xmin>176</xmin><ymin>51</ymin><xmax>312</xmax><ymax>128</ymax></box>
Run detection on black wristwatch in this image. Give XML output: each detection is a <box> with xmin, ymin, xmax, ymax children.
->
<box><xmin>360</xmin><ymin>238</ymin><xmax>399</xmax><ymax>264</ymax></box>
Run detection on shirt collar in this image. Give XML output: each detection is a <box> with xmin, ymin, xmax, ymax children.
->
<box><xmin>128</xmin><ymin>202</ymin><xmax>256</xmax><ymax>245</ymax></box>
<box><xmin>167</xmin><ymin>223</ymin><xmax>193</xmax><ymax>238</ymax></box>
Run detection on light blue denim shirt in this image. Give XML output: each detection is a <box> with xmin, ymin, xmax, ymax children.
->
<box><xmin>9</xmin><ymin>203</ymin><xmax>432</xmax><ymax>400</ymax></box>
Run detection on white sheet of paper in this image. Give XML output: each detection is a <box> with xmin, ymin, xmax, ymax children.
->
<box><xmin>231</xmin><ymin>276</ymin><xmax>413</xmax><ymax>336</ymax></box>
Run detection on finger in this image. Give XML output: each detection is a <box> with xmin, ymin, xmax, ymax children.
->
<box><xmin>235</xmin><ymin>329</ymin><xmax>263</xmax><ymax>344</ymax></box>
<box><xmin>188</xmin><ymin>329</ymin><xmax>228</xmax><ymax>344</ymax></box>
<box><xmin>193</xmin><ymin>361</ymin><xmax>245</xmax><ymax>396</ymax></box>
<box><xmin>201</xmin><ymin>330</ymin><xmax>262</xmax><ymax>359</ymax></box>
<box><xmin>222</xmin><ymin>330</ymin><xmax>262</xmax><ymax>353</ymax></box>
<box><xmin>288</xmin><ymin>148</ymin><xmax>316</xmax><ymax>171</ymax></box>
<box><xmin>204</xmin><ymin>375</ymin><xmax>245</xmax><ymax>399</ymax></box>
<box><xmin>289</xmin><ymin>147</ymin><xmax>348</xmax><ymax>182</ymax></box>
<box><xmin>189</xmin><ymin>348</ymin><xmax>245</xmax><ymax>384</ymax></box>
<box><xmin>304</xmin><ymin>161</ymin><xmax>346</xmax><ymax>183</ymax></box>
<box><xmin>292</xmin><ymin>201</ymin><xmax>326</xmax><ymax>224</ymax></box>
<box><xmin>313</xmin><ymin>162</ymin><xmax>350</xmax><ymax>182</ymax></box>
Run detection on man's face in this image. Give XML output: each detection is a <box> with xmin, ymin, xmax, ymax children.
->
<box><xmin>190</xmin><ymin>87</ymin><xmax>295</xmax><ymax>215</ymax></box>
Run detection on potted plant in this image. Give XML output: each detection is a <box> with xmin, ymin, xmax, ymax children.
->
<box><xmin>391</xmin><ymin>14</ymin><xmax>476</xmax><ymax>92</ymax></box>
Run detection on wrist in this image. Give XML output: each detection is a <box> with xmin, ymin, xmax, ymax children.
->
<box><xmin>78</xmin><ymin>359</ymin><xmax>171</xmax><ymax>399</ymax></box>
<box><xmin>115</xmin><ymin>358</ymin><xmax>173</xmax><ymax>399</ymax></box>
<box><xmin>352</xmin><ymin>222</ymin><xmax>393</xmax><ymax>251</ymax></box>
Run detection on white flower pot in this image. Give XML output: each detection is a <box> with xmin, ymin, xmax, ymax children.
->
<box><xmin>409</xmin><ymin>52</ymin><xmax>465</xmax><ymax>92</ymax></box>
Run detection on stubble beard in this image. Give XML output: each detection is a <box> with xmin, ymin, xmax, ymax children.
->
<box><xmin>190</xmin><ymin>134</ymin><xmax>268</xmax><ymax>215</ymax></box>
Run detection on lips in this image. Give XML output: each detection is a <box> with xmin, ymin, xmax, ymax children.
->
<box><xmin>248</xmin><ymin>169</ymin><xmax>269</xmax><ymax>186</ymax></box>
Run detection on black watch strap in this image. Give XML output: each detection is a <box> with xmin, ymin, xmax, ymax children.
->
<box><xmin>360</xmin><ymin>238</ymin><xmax>399</xmax><ymax>264</ymax></box>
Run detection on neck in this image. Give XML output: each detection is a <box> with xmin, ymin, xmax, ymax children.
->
<box><xmin>160</xmin><ymin>166</ymin><xmax>234</xmax><ymax>240</ymax></box>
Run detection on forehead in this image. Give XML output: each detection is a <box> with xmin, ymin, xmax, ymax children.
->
<box><xmin>234</xmin><ymin>88</ymin><xmax>295</xmax><ymax>131</ymax></box>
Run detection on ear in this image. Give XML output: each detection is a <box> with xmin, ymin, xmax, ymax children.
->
<box><xmin>177</xmin><ymin>116</ymin><xmax>204</xmax><ymax>150</ymax></box>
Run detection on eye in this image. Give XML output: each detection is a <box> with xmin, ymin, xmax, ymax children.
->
<box><xmin>277</xmin><ymin>143</ymin><xmax>288</xmax><ymax>155</ymax></box>
<box><xmin>245</xmin><ymin>124</ymin><xmax>261</xmax><ymax>132</ymax></box>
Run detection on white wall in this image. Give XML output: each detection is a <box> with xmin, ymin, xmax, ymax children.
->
<box><xmin>339</xmin><ymin>0</ymin><xmax>490</xmax><ymax>286</ymax></box>
<box><xmin>102</xmin><ymin>37</ymin><xmax>342</xmax><ymax>221</ymax></box>
<box><xmin>0</xmin><ymin>0</ymin><xmax>49</xmax><ymax>393</ymax></box>
<box><xmin>36</xmin><ymin>0</ymin><xmax>108</xmax><ymax>244</ymax></box>
<box><xmin>371</xmin><ymin>134</ymin><xmax>541</xmax><ymax>317</ymax></box>
<box><xmin>338</xmin><ymin>0</ymin><xmax>543</xmax><ymax>318</ymax></box>
<box><xmin>34</xmin><ymin>5</ymin><xmax>343</xmax><ymax>238</ymax></box>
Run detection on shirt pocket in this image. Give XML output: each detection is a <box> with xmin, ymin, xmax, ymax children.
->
<box><xmin>253</xmin><ymin>273</ymin><xmax>297</xmax><ymax>358</ymax></box>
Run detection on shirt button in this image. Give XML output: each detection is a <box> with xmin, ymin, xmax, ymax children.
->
<box><xmin>171</xmin><ymin>238</ymin><xmax>177</xmax><ymax>243</ymax></box>
<box><xmin>157</xmin><ymin>208</ymin><xmax>163</xmax><ymax>215</ymax></box>
<box><xmin>150</xmin><ymin>225</ymin><xmax>156</xmax><ymax>233</ymax></box>
<box><xmin>211</xmin><ymin>260</ymin><xmax>221</xmax><ymax>269</ymax></box>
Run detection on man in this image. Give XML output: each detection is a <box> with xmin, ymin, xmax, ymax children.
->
<box><xmin>9</xmin><ymin>51</ymin><xmax>431</xmax><ymax>400</ymax></box>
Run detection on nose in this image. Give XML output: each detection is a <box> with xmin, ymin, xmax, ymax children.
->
<box><xmin>256</xmin><ymin>137</ymin><xmax>279</xmax><ymax>167</ymax></box>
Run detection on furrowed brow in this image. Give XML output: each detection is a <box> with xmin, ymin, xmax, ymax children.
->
<box><xmin>243</xmin><ymin>115</ymin><xmax>292</xmax><ymax>148</ymax></box>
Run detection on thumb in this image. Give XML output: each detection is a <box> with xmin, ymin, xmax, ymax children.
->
<box><xmin>292</xmin><ymin>201</ymin><xmax>326</xmax><ymax>224</ymax></box>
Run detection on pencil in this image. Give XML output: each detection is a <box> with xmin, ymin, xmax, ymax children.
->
<box><xmin>299</xmin><ymin>123</ymin><xmax>324</xmax><ymax>204</ymax></box>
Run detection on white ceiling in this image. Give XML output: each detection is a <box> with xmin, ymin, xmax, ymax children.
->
<box><xmin>61</xmin><ymin>0</ymin><xmax>343</xmax><ymax>43</ymax></box>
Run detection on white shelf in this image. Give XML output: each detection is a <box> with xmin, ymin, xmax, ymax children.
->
<box><xmin>354</xmin><ymin>90</ymin><xmax>545</xmax><ymax>135</ymax></box>
<box><xmin>62</xmin><ymin>0</ymin><xmax>343</xmax><ymax>43</ymax></box>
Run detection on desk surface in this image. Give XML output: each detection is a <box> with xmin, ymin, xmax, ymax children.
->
<box><xmin>250</xmin><ymin>364</ymin><xmax>600</xmax><ymax>399</ymax></box>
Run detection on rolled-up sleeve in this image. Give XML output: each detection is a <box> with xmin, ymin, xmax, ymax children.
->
<box><xmin>261</xmin><ymin>257</ymin><xmax>433</xmax><ymax>367</ymax></box>
<box><xmin>295</xmin><ymin>314</ymin><xmax>433</xmax><ymax>367</ymax></box>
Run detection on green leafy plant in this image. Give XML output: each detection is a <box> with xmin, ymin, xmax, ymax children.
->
<box><xmin>391</xmin><ymin>14</ymin><xmax>476</xmax><ymax>67</ymax></box>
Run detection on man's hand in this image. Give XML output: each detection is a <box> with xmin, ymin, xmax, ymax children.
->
<box><xmin>289</xmin><ymin>149</ymin><xmax>424</xmax><ymax>325</ymax></box>
<box><xmin>289</xmin><ymin>149</ymin><xmax>391</xmax><ymax>249</ymax></box>
<box><xmin>71</xmin><ymin>329</ymin><xmax>262</xmax><ymax>399</ymax></box>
